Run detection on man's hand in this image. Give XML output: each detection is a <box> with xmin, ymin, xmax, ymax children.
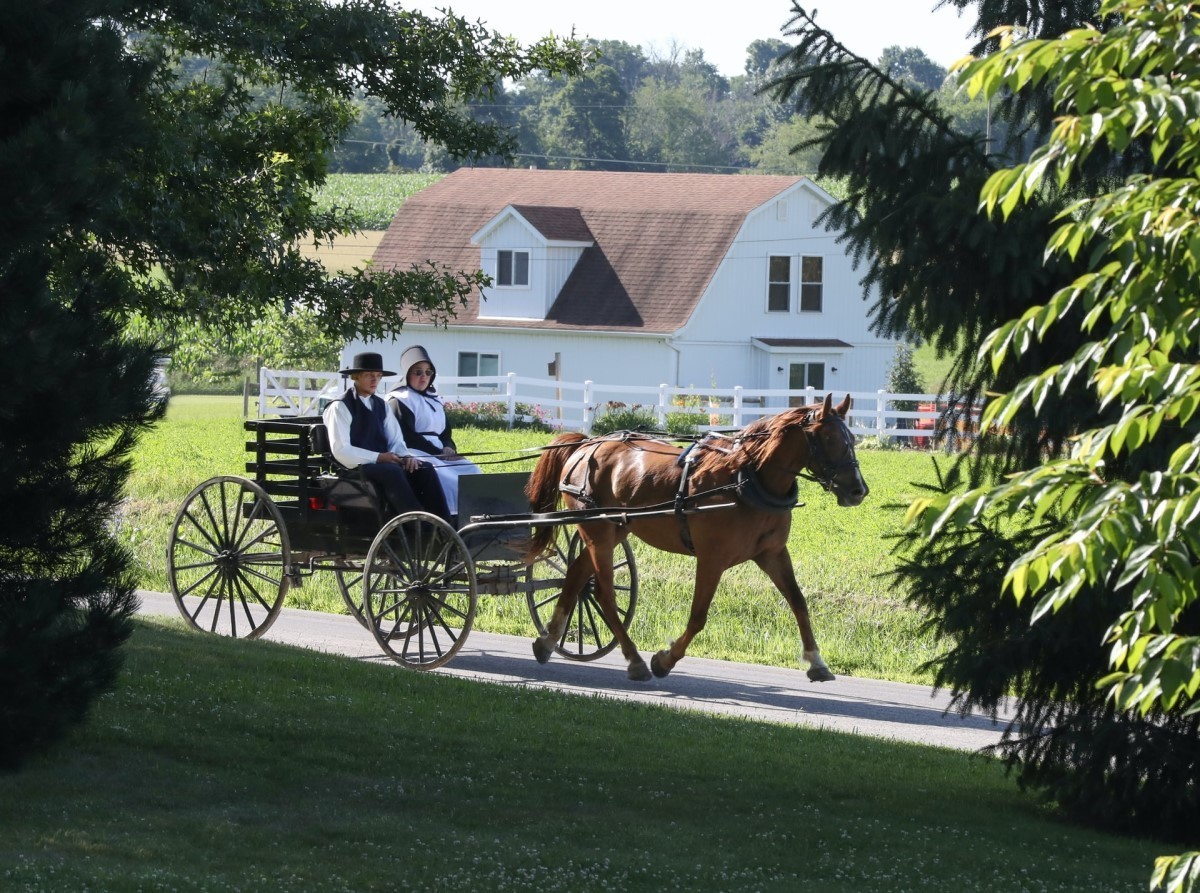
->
<box><xmin>378</xmin><ymin>452</ymin><xmax>422</xmax><ymax>472</ymax></box>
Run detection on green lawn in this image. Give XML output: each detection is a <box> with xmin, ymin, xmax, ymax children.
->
<box><xmin>0</xmin><ymin>619</ymin><xmax>1163</xmax><ymax>893</ymax></box>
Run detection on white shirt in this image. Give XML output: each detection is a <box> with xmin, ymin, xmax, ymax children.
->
<box><xmin>322</xmin><ymin>393</ymin><xmax>413</xmax><ymax>469</ymax></box>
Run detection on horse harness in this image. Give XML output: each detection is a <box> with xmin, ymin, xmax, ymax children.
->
<box><xmin>557</xmin><ymin>430</ymin><xmax>802</xmax><ymax>555</ymax></box>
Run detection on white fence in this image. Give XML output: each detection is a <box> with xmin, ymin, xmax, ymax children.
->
<box><xmin>258</xmin><ymin>367</ymin><xmax>974</xmax><ymax>443</ymax></box>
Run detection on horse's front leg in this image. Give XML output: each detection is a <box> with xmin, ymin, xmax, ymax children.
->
<box><xmin>649</xmin><ymin>562</ymin><xmax>721</xmax><ymax>679</ymax></box>
<box><xmin>754</xmin><ymin>549</ymin><xmax>835</xmax><ymax>682</ymax></box>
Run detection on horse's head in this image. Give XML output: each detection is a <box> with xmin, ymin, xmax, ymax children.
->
<box><xmin>800</xmin><ymin>394</ymin><xmax>869</xmax><ymax>507</ymax></box>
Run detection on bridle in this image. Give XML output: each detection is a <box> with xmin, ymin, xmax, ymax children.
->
<box><xmin>797</xmin><ymin>411</ymin><xmax>861</xmax><ymax>495</ymax></box>
<box><xmin>738</xmin><ymin>410</ymin><xmax>860</xmax><ymax>496</ymax></box>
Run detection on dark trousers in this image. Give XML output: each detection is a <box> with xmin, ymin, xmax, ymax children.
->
<box><xmin>358</xmin><ymin>462</ymin><xmax>453</xmax><ymax>525</ymax></box>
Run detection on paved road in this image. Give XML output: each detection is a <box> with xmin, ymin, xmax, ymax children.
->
<box><xmin>138</xmin><ymin>590</ymin><xmax>1014</xmax><ymax>752</ymax></box>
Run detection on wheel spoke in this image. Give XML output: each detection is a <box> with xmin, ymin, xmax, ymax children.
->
<box><xmin>168</xmin><ymin>477</ymin><xmax>290</xmax><ymax>640</ymax></box>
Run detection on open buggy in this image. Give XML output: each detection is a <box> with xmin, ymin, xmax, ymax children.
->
<box><xmin>166</xmin><ymin>417</ymin><xmax>638</xmax><ymax>669</ymax></box>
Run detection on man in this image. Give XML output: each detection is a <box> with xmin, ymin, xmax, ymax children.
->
<box><xmin>322</xmin><ymin>352</ymin><xmax>453</xmax><ymax>525</ymax></box>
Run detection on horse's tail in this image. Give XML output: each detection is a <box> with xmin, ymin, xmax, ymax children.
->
<box><xmin>524</xmin><ymin>432</ymin><xmax>588</xmax><ymax>559</ymax></box>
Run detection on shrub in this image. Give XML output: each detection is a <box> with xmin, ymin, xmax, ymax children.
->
<box><xmin>665</xmin><ymin>412</ymin><xmax>705</xmax><ymax>438</ymax></box>
<box><xmin>591</xmin><ymin>402</ymin><xmax>658</xmax><ymax>436</ymax></box>
<box><xmin>443</xmin><ymin>400</ymin><xmax>552</xmax><ymax>432</ymax></box>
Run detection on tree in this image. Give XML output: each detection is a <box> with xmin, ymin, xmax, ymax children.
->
<box><xmin>764</xmin><ymin>0</ymin><xmax>1200</xmax><ymax>853</ymax></box>
<box><xmin>538</xmin><ymin>63</ymin><xmax>629</xmax><ymax>169</ymax></box>
<box><xmin>886</xmin><ymin>342</ymin><xmax>925</xmax><ymax>431</ymax></box>
<box><xmin>744</xmin><ymin>115</ymin><xmax>826</xmax><ymax>174</ymax></box>
<box><xmin>911</xmin><ymin>1</ymin><xmax>1200</xmax><ymax>887</ymax></box>
<box><xmin>878</xmin><ymin>45</ymin><xmax>948</xmax><ymax>91</ymax></box>
<box><xmin>744</xmin><ymin>38</ymin><xmax>793</xmax><ymax>82</ymax></box>
<box><xmin>0</xmin><ymin>0</ymin><xmax>583</xmax><ymax>770</ymax></box>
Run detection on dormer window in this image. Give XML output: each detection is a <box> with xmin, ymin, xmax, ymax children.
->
<box><xmin>497</xmin><ymin>250</ymin><xmax>530</xmax><ymax>287</ymax></box>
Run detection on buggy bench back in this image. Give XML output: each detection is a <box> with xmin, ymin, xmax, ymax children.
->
<box><xmin>244</xmin><ymin>416</ymin><xmax>332</xmax><ymax>524</ymax></box>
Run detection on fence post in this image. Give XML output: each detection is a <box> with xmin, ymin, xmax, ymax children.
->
<box><xmin>505</xmin><ymin>372</ymin><xmax>517</xmax><ymax>428</ymax></box>
<box><xmin>582</xmin><ymin>381</ymin><xmax>594</xmax><ymax>434</ymax></box>
<box><xmin>877</xmin><ymin>389</ymin><xmax>887</xmax><ymax>440</ymax></box>
<box><xmin>657</xmin><ymin>384</ymin><xmax>670</xmax><ymax>428</ymax></box>
<box><xmin>258</xmin><ymin>367</ymin><xmax>267</xmax><ymax>418</ymax></box>
<box><xmin>733</xmin><ymin>386</ymin><xmax>743</xmax><ymax>428</ymax></box>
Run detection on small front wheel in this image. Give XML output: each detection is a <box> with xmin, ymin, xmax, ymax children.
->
<box><xmin>363</xmin><ymin>513</ymin><xmax>477</xmax><ymax>669</ymax></box>
<box><xmin>167</xmin><ymin>476</ymin><xmax>291</xmax><ymax>638</ymax></box>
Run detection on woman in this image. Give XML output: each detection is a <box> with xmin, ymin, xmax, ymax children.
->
<box><xmin>386</xmin><ymin>345</ymin><xmax>481</xmax><ymax>523</ymax></box>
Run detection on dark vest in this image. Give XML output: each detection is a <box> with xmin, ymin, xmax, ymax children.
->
<box><xmin>342</xmin><ymin>388</ymin><xmax>388</xmax><ymax>453</ymax></box>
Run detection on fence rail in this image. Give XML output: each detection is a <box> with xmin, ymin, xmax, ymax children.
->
<box><xmin>258</xmin><ymin>367</ymin><xmax>975</xmax><ymax>443</ymax></box>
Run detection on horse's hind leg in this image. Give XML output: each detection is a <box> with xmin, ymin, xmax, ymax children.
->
<box><xmin>531</xmin><ymin>551</ymin><xmax>591</xmax><ymax>664</ymax></box>
<box><xmin>649</xmin><ymin>566</ymin><xmax>721</xmax><ymax>678</ymax></box>
<box><xmin>755</xmin><ymin>550</ymin><xmax>835</xmax><ymax>682</ymax></box>
<box><xmin>585</xmin><ymin>537</ymin><xmax>652</xmax><ymax>681</ymax></box>
<box><xmin>532</xmin><ymin>535</ymin><xmax>651</xmax><ymax>681</ymax></box>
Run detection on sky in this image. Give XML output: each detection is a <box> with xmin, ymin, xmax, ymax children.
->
<box><xmin>405</xmin><ymin>0</ymin><xmax>979</xmax><ymax>77</ymax></box>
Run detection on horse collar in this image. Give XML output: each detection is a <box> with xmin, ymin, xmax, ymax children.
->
<box><xmin>736</xmin><ymin>467</ymin><xmax>800</xmax><ymax>512</ymax></box>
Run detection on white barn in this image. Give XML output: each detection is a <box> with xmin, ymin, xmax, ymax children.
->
<box><xmin>344</xmin><ymin>168</ymin><xmax>897</xmax><ymax>396</ymax></box>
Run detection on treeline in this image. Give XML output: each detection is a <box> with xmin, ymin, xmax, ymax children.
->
<box><xmin>333</xmin><ymin>39</ymin><xmax>1022</xmax><ymax>176</ymax></box>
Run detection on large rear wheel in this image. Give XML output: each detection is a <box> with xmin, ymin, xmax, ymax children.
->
<box><xmin>525</xmin><ymin>531</ymin><xmax>637</xmax><ymax>661</ymax></box>
<box><xmin>333</xmin><ymin>564</ymin><xmax>368</xmax><ymax>628</ymax></box>
<box><xmin>167</xmin><ymin>476</ymin><xmax>291</xmax><ymax>638</ymax></box>
<box><xmin>363</xmin><ymin>513</ymin><xmax>477</xmax><ymax>669</ymax></box>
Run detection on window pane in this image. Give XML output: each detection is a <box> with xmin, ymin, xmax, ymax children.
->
<box><xmin>800</xmin><ymin>283</ymin><xmax>822</xmax><ymax>312</ymax></box>
<box><xmin>807</xmin><ymin>363</ymin><xmax>825</xmax><ymax>391</ymax></box>
<box><xmin>768</xmin><ymin>256</ymin><xmax>790</xmax><ymax>312</ymax></box>
<box><xmin>768</xmin><ymin>283</ymin><xmax>789</xmax><ymax>312</ymax></box>
<box><xmin>801</xmin><ymin>255</ymin><xmax>823</xmax><ymax>282</ymax></box>
<box><xmin>458</xmin><ymin>353</ymin><xmax>478</xmax><ymax>377</ymax></box>
<box><xmin>788</xmin><ymin>363</ymin><xmax>806</xmax><ymax>390</ymax></box>
<box><xmin>479</xmin><ymin>353</ymin><xmax>500</xmax><ymax>377</ymax></box>
<box><xmin>514</xmin><ymin>252</ymin><xmax>529</xmax><ymax>285</ymax></box>
<box><xmin>497</xmin><ymin>251</ymin><xmax>512</xmax><ymax>286</ymax></box>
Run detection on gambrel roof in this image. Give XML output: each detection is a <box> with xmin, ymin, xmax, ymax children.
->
<box><xmin>371</xmin><ymin>168</ymin><xmax>808</xmax><ymax>333</ymax></box>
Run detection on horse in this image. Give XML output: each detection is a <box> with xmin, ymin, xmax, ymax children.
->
<box><xmin>524</xmin><ymin>392</ymin><xmax>869</xmax><ymax>682</ymax></box>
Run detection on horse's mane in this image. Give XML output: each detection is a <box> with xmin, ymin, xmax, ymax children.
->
<box><xmin>691</xmin><ymin>403</ymin><xmax>819</xmax><ymax>476</ymax></box>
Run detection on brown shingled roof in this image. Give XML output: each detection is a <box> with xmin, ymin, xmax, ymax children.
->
<box><xmin>508</xmin><ymin>205</ymin><xmax>593</xmax><ymax>243</ymax></box>
<box><xmin>371</xmin><ymin>168</ymin><xmax>804</xmax><ymax>333</ymax></box>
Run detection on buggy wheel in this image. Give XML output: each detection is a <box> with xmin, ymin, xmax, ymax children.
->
<box><xmin>334</xmin><ymin>565</ymin><xmax>368</xmax><ymax>628</ymax></box>
<box><xmin>167</xmin><ymin>475</ymin><xmax>291</xmax><ymax>639</ymax></box>
<box><xmin>525</xmin><ymin>531</ymin><xmax>638</xmax><ymax>661</ymax></box>
<box><xmin>363</xmin><ymin>513</ymin><xmax>477</xmax><ymax>669</ymax></box>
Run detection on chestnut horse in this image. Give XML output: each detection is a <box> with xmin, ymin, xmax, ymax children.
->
<box><xmin>524</xmin><ymin>393</ymin><xmax>869</xmax><ymax>682</ymax></box>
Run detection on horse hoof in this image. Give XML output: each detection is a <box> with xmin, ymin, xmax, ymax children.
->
<box><xmin>650</xmin><ymin>651</ymin><xmax>672</xmax><ymax>678</ymax></box>
<box><xmin>628</xmin><ymin>660</ymin><xmax>652</xmax><ymax>682</ymax></box>
<box><xmin>807</xmin><ymin>666</ymin><xmax>836</xmax><ymax>683</ymax></box>
<box><xmin>532</xmin><ymin>639</ymin><xmax>553</xmax><ymax>664</ymax></box>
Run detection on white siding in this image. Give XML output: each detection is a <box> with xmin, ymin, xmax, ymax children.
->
<box><xmin>353</xmin><ymin>180</ymin><xmax>897</xmax><ymax>397</ymax></box>
<box><xmin>676</xmin><ymin>182</ymin><xmax>896</xmax><ymax>395</ymax></box>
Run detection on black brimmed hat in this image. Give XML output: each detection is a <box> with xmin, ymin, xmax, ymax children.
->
<box><xmin>339</xmin><ymin>352</ymin><xmax>395</xmax><ymax>376</ymax></box>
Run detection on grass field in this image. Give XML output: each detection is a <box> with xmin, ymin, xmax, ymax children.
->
<box><xmin>123</xmin><ymin>396</ymin><xmax>954</xmax><ymax>685</ymax></box>
<box><xmin>0</xmin><ymin>619</ymin><xmax>1162</xmax><ymax>893</ymax></box>
<box><xmin>3</xmin><ymin>394</ymin><xmax>1167</xmax><ymax>892</ymax></box>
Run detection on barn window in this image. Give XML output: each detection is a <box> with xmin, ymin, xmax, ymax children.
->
<box><xmin>457</xmin><ymin>351</ymin><xmax>500</xmax><ymax>388</ymax></box>
<box><xmin>767</xmin><ymin>255</ymin><xmax>790</xmax><ymax>312</ymax></box>
<box><xmin>800</xmin><ymin>256</ymin><xmax>823</xmax><ymax>312</ymax></box>
<box><xmin>497</xmin><ymin>250</ymin><xmax>529</xmax><ymax>287</ymax></box>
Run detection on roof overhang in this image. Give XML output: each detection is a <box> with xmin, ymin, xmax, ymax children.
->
<box><xmin>752</xmin><ymin>337</ymin><xmax>853</xmax><ymax>351</ymax></box>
